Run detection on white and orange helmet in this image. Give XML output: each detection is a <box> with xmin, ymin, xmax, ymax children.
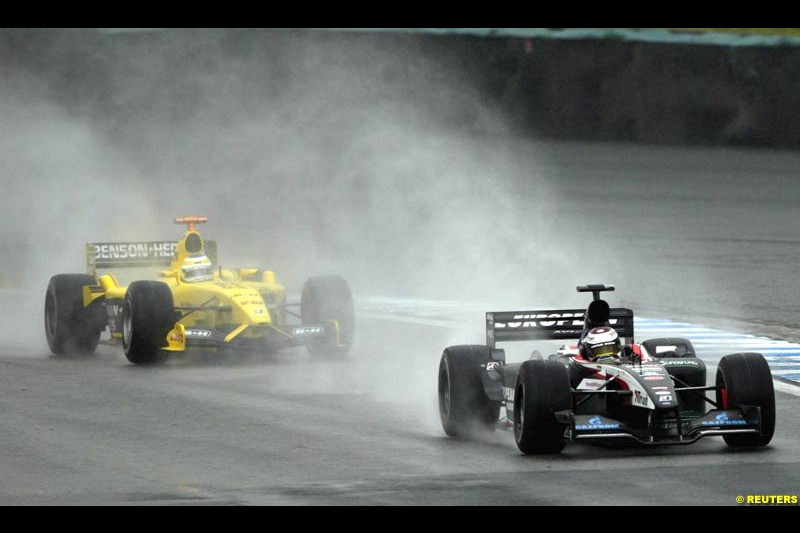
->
<box><xmin>582</xmin><ymin>326</ymin><xmax>621</xmax><ymax>362</ymax></box>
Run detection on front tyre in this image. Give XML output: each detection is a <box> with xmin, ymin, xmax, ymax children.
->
<box><xmin>716</xmin><ymin>352</ymin><xmax>775</xmax><ymax>447</ymax></box>
<box><xmin>301</xmin><ymin>275</ymin><xmax>354</xmax><ymax>357</ymax></box>
<box><xmin>122</xmin><ymin>281</ymin><xmax>174</xmax><ymax>365</ymax></box>
<box><xmin>438</xmin><ymin>345</ymin><xmax>500</xmax><ymax>437</ymax></box>
<box><xmin>514</xmin><ymin>360</ymin><xmax>571</xmax><ymax>454</ymax></box>
<box><xmin>45</xmin><ymin>274</ymin><xmax>105</xmax><ymax>356</ymax></box>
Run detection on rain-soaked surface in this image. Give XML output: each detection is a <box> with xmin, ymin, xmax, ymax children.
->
<box><xmin>0</xmin><ymin>29</ymin><xmax>798</xmax><ymax>505</ymax></box>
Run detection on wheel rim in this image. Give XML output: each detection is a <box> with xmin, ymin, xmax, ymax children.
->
<box><xmin>123</xmin><ymin>299</ymin><xmax>133</xmax><ymax>348</ymax></box>
<box><xmin>45</xmin><ymin>290</ymin><xmax>57</xmax><ymax>338</ymax></box>
<box><xmin>514</xmin><ymin>385</ymin><xmax>524</xmax><ymax>441</ymax></box>
<box><xmin>439</xmin><ymin>359</ymin><xmax>451</xmax><ymax>417</ymax></box>
<box><xmin>716</xmin><ymin>371</ymin><xmax>728</xmax><ymax>408</ymax></box>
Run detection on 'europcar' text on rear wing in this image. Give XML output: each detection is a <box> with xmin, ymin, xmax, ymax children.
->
<box><xmin>86</xmin><ymin>241</ymin><xmax>217</xmax><ymax>275</ymax></box>
<box><xmin>486</xmin><ymin>307</ymin><xmax>634</xmax><ymax>349</ymax></box>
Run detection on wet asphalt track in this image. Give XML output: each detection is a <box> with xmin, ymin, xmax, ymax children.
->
<box><xmin>0</xmin><ymin>317</ymin><xmax>798</xmax><ymax>506</ymax></box>
<box><xmin>2</xmin><ymin>141</ymin><xmax>800</xmax><ymax>505</ymax></box>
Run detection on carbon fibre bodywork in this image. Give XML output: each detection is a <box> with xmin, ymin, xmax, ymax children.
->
<box><xmin>438</xmin><ymin>284</ymin><xmax>775</xmax><ymax>452</ymax></box>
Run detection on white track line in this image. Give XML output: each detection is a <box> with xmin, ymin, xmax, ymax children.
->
<box><xmin>356</xmin><ymin>296</ymin><xmax>800</xmax><ymax>396</ymax></box>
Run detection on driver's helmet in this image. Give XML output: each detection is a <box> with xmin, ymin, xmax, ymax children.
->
<box><xmin>181</xmin><ymin>255</ymin><xmax>213</xmax><ymax>283</ymax></box>
<box><xmin>581</xmin><ymin>326</ymin><xmax>621</xmax><ymax>362</ymax></box>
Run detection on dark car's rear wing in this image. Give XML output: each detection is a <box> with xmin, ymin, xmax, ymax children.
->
<box><xmin>486</xmin><ymin>307</ymin><xmax>634</xmax><ymax>348</ymax></box>
<box><xmin>86</xmin><ymin>240</ymin><xmax>217</xmax><ymax>275</ymax></box>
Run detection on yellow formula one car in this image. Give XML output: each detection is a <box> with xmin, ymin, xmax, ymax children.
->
<box><xmin>44</xmin><ymin>217</ymin><xmax>354</xmax><ymax>364</ymax></box>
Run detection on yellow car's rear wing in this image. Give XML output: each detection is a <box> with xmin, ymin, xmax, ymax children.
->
<box><xmin>86</xmin><ymin>241</ymin><xmax>217</xmax><ymax>275</ymax></box>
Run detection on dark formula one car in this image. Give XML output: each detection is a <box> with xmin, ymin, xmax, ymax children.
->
<box><xmin>438</xmin><ymin>284</ymin><xmax>776</xmax><ymax>454</ymax></box>
<box><xmin>45</xmin><ymin>217</ymin><xmax>354</xmax><ymax>364</ymax></box>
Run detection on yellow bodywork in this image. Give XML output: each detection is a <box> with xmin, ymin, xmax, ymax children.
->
<box><xmin>166</xmin><ymin>322</ymin><xmax>186</xmax><ymax>351</ymax></box>
<box><xmin>85</xmin><ymin>218</ymin><xmax>291</xmax><ymax>352</ymax></box>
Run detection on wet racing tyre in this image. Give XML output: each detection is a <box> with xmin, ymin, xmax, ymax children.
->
<box><xmin>716</xmin><ymin>352</ymin><xmax>775</xmax><ymax>447</ymax></box>
<box><xmin>122</xmin><ymin>281</ymin><xmax>174</xmax><ymax>365</ymax></box>
<box><xmin>301</xmin><ymin>275</ymin><xmax>354</xmax><ymax>358</ymax></box>
<box><xmin>45</xmin><ymin>274</ymin><xmax>105</xmax><ymax>355</ymax></box>
<box><xmin>438</xmin><ymin>345</ymin><xmax>501</xmax><ymax>437</ymax></box>
<box><xmin>514</xmin><ymin>359</ymin><xmax>571</xmax><ymax>454</ymax></box>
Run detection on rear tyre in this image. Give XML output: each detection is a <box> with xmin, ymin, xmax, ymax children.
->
<box><xmin>122</xmin><ymin>281</ymin><xmax>174</xmax><ymax>365</ymax></box>
<box><xmin>716</xmin><ymin>352</ymin><xmax>775</xmax><ymax>447</ymax></box>
<box><xmin>45</xmin><ymin>274</ymin><xmax>105</xmax><ymax>356</ymax></box>
<box><xmin>514</xmin><ymin>360</ymin><xmax>571</xmax><ymax>454</ymax></box>
<box><xmin>301</xmin><ymin>275</ymin><xmax>354</xmax><ymax>357</ymax></box>
<box><xmin>438</xmin><ymin>345</ymin><xmax>500</xmax><ymax>437</ymax></box>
